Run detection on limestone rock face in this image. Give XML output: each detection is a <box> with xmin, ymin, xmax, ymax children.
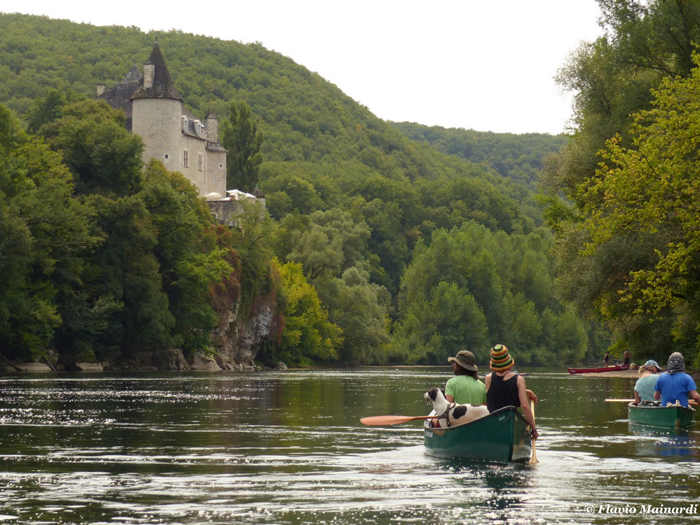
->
<box><xmin>211</xmin><ymin>300</ymin><xmax>277</xmax><ymax>370</ymax></box>
<box><xmin>189</xmin><ymin>353</ymin><xmax>221</xmax><ymax>371</ymax></box>
<box><xmin>152</xmin><ymin>349</ymin><xmax>191</xmax><ymax>371</ymax></box>
<box><xmin>72</xmin><ymin>362</ymin><xmax>104</xmax><ymax>372</ymax></box>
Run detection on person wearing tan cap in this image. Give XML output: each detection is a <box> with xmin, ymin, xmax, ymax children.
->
<box><xmin>484</xmin><ymin>344</ymin><xmax>538</xmax><ymax>440</ymax></box>
<box><xmin>633</xmin><ymin>360</ymin><xmax>661</xmax><ymax>404</ymax></box>
<box><xmin>445</xmin><ymin>350</ymin><xmax>487</xmax><ymax>406</ymax></box>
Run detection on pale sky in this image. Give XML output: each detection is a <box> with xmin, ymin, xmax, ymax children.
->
<box><xmin>1</xmin><ymin>0</ymin><xmax>604</xmax><ymax>135</ymax></box>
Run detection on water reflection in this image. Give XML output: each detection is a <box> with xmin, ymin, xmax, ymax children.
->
<box><xmin>0</xmin><ymin>369</ymin><xmax>700</xmax><ymax>524</ymax></box>
<box><xmin>628</xmin><ymin>423</ymin><xmax>700</xmax><ymax>458</ymax></box>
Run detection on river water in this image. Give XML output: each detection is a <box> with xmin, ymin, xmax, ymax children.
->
<box><xmin>0</xmin><ymin>368</ymin><xmax>699</xmax><ymax>524</ymax></box>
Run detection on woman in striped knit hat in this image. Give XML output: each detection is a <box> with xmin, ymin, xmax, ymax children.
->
<box><xmin>484</xmin><ymin>344</ymin><xmax>538</xmax><ymax>440</ymax></box>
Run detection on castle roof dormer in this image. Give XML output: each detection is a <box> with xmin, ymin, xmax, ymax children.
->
<box><xmin>131</xmin><ymin>40</ymin><xmax>183</xmax><ymax>101</ymax></box>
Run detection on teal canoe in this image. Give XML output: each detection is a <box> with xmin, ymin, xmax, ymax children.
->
<box><xmin>423</xmin><ymin>406</ymin><xmax>532</xmax><ymax>463</ymax></box>
<box><xmin>627</xmin><ymin>402</ymin><xmax>696</xmax><ymax>429</ymax></box>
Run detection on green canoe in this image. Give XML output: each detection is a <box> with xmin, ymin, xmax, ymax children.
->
<box><xmin>627</xmin><ymin>402</ymin><xmax>696</xmax><ymax>429</ymax></box>
<box><xmin>423</xmin><ymin>406</ymin><xmax>532</xmax><ymax>463</ymax></box>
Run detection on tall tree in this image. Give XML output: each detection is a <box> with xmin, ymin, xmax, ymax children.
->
<box><xmin>273</xmin><ymin>259</ymin><xmax>343</xmax><ymax>366</ymax></box>
<box><xmin>221</xmin><ymin>101</ymin><xmax>263</xmax><ymax>193</ymax></box>
<box><xmin>569</xmin><ymin>60</ymin><xmax>700</xmax><ymax>365</ymax></box>
<box><xmin>545</xmin><ymin>0</ymin><xmax>700</xmax><ymax>212</ymax></box>
<box><xmin>0</xmin><ymin>104</ymin><xmax>98</xmax><ymax>361</ymax></box>
<box><xmin>542</xmin><ymin>0</ymin><xmax>700</xmax><ymax>359</ymax></box>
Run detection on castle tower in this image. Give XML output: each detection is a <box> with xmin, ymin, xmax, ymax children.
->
<box><xmin>131</xmin><ymin>40</ymin><xmax>184</xmax><ymax>172</ymax></box>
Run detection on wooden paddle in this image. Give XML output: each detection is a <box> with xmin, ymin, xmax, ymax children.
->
<box><xmin>360</xmin><ymin>415</ymin><xmax>437</xmax><ymax>426</ymax></box>
<box><xmin>529</xmin><ymin>399</ymin><xmax>538</xmax><ymax>464</ymax></box>
<box><xmin>606</xmin><ymin>398</ymin><xmax>698</xmax><ymax>405</ymax></box>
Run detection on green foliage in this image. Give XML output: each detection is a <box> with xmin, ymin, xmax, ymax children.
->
<box><xmin>568</xmin><ymin>59</ymin><xmax>700</xmax><ymax>365</ymax></box>
<box><xmin>545</xmin><ymin>0</ymin><xmax>700</xmax><ymax>204</ymax></box>
<box><xmin>319</xmin><ymin>265</ymin><xmax>392</xmax><ymax>364</ymax></box>
<box><xmin>392</xmin><ymin>122</ymin><xmax>567</xmax><ymax>190</ymax></box>
<box><xmin>227</xmin><ymin>200</ymin><xmax>281</xmax><ymax>321</ymax></box>
<box><xmin>0</xmin><ymin>14</ymin><xmax>603</xmax><ymax>366</ymax></box>
<box><xmin>39</xmin><ymin>99</ymin><xmax>144</xmax><ymax>196</ymax></box>
<box><xmin>221</xmin><ymin>100</ymin><xmax>263</xmax><ymax>193</ymax></box>
<box><xmin>25</xmin><ymin>87</ymin><xmax>86</xmax><ymax>134</ymax></box>
<box><xmin>274</xmin><ymin>208</ymin><xmax>390</xmax><ymax>364</ymax></box>
<box><xmin>141</xmin><ymin>160</ymin><xmax>232</xmax><ymax>352</ymax></box>
<box><xmin>0</xmin><ymin>104</ymin><xmax>99</xmax><ymax>360</ymax></box>
<box><xmin>0</xmin><ymin>100</ymin><xmax>245</xmax><ymax>365</ymax></box>
<box><xmin>543</xmin><ymin>0</ymin><xmax>700</xmax><ymax>363</ymax></box>
<box><xmin>273</xmin><ymin>259</ymin><xmax>343</xmax><ymax>366</ymax></box>
<box><xmin>391</xmin><ymin>222</ymin><xmax>589</xmax><ymax>366</ymax></box>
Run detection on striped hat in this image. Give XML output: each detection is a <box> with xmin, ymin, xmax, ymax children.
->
<box><xmin>490</xmin><ymin>344</ymin><xmax>515</xmax><ymax>371</ymax></box>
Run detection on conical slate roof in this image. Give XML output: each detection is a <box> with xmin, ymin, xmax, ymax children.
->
<box><xmin>131</xmin><ymin>40</ymin><xmax>183</xmax><ymax>101</ymax></box>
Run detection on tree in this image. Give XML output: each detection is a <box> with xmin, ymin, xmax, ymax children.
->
<box><xmin>541</xmin><ymin>0</ymin><xmax>700</xmax><ymax>360</ymax></box>
<box><xmin>221</xmin><ymin>100</ymin><xmax>263</xmax><ymax>192</ymax></box>
<box><xmin>25</xmin><ymin>87</ymin><xmax>85</xmax><ymax>134</ymax></box>
<box><xmin>0</xmin><ymin>104</ymin><xmax>98</xmax><ymax>361</ymax></box>
<box><xmin>282</xmin><ymin>208</ymin><xmax>371</xmax><ymax>281</ymax></box>
<box><xmin>40</xmin><ymin>99</ymin><xmax>144</xmax><ymax>196</ymax></box>
<box><xmin>141</xmin><ymin>160</ymin><xmax>234</xmax><ymax>352</ymax></box>
<box><xmin>392</xmin><ymin>221</ymin><xmax>588</xmax><ymax>365</ymax></box>
<box><xmin>545</xmin><ymin>0</ymin><xmax>700</xmax><ymax>213</ymax></box>
<box><xmin>275</xmin><ymin>208</ymin><xmax>390</xmax><ymax>364</ymax></box>
<box><xmin>320</xmin><ymin>265</ymin><xmax>391</xmax><ymax>364</ymax></box>
<box><xmin>274</xmin><ymin>260</ymin><xmax>343</xmax><ymax>366</ymax></box>
<box><xmin>570</xmin><ymin>59</ymin><xmax>700</xmax><ymax>364</ymax></box>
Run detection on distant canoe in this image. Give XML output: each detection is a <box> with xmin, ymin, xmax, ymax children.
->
<box><xmin>423</xmin><ymin>406</ymin><xmax>532</xmax><ymax>463</ymax></box>
<box><xmin>567</xmin><ymin>364</ymin><xmax>629</xmax><ymax>374</ymax></box>
<box><xmin>628</xmin><ymin>402</ymin><xmax>696</xmax><ymax>430</ymax></box>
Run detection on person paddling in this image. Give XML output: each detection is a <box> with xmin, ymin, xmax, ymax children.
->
<box><xmin>484</xmin><ymin>344</ymin><xmax>538</xmax><ymax>440</ymax></box>
<box><xmin>654</xmin><ymin>352</ymin><xmax>700</xmax><ymax>408</ymax></box>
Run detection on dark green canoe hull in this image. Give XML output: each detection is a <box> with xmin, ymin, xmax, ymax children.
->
<box><xmin>423</xmin><ymin>406</ymin><xmax>532</xmax><ymax>463</ymax></box>
<box><xmin>627</xmin><ymin>403</ymin><xmax>696</xmax><ymax>429</ymax></box>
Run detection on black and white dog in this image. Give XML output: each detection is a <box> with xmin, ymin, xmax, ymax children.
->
<box><xmin>424</xmin><ymin>387</ymin><xmax>489</xmax><ymax>428</ymax></box>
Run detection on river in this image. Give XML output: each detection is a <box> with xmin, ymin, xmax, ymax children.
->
<box><xmin>0</xmin><ymin>368</ymin><xmax>699</xmax><ymax>524</ymax></box>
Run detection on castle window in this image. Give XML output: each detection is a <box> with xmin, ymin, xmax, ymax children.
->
<box><xmin>164</xmin><ymin>154</ymin><xmax>169</xmax><ymax>161</ymax></box>
<box><xmin>183</xmin><ymin>150</ymin><xmax>189</xmax><ymax>168</ymax></box>
<box><xmin>219</xmin><ymin>163</ymin><xmax>224</xmax><ymax>169</ymax></box>
<box><xmin>198</xmin><ymin>153</ymin><xmax>203</xmax><ymax>171</ymax></box>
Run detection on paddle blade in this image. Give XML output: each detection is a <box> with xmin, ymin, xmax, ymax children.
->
<box><xmin>529</xmin><ymin>399</ymin><xmax>539</xmax><ymax>464</ymax></box>
<box><xmin>360</xmin><ymin>415</ymin><xmax>434</xmax><ymax>426</ymax></box>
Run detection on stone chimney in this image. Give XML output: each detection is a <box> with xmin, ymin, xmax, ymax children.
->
<box><xmin>204</xmin><ymin>113</ymin><xmax>219</xmax><ymax>143</ymax></box>
<box><xmin>143</xmin><ymin>64</ymin><xmax>155</xmax><ymax>89</ymax></box>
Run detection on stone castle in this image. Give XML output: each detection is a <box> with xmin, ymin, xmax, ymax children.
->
<box><xmin>97</xmin><ymin>40</ymin><xmax>227</xmax><ymax>199</ymax></box>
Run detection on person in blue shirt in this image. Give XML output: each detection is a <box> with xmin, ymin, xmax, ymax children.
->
<box><xmin>654</xmin><ymin>352</ymin><xmax>700</xmax><ymax>408</ymax></box>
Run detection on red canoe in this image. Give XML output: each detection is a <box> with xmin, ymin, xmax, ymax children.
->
<box><xmin>568</xmin><ymin>364</ymin><xmax>629</xmax><ymax>375</ymax></box>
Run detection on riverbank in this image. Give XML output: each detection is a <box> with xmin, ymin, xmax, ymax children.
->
<box><xmin>569</xmin><ymin>368</ymin><xmax>700</xmax><ymax>379</ymax></box>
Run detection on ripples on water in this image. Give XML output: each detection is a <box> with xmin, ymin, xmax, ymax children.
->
<box><xmin>0</xmin><ymin>370</ymin><xmax>699</xmax><ymax>524</ymax></box>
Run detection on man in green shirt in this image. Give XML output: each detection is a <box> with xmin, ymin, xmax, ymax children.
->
<box><xmin>445</xmin><ymin>350</ymin><xmax>487</xmax><ymax>406</ymax></box>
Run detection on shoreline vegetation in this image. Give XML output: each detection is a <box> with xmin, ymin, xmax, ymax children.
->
<box><xmin>5</xmin><ymin>4</ymin><xmax>700</xmax><ymax>371</ymax></box>
<box><xmin>4</xmin><ymin>362</ymin><xmax>697</xmax><ymax>380</ymax></box>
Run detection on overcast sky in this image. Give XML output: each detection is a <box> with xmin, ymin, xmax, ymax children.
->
<box><xmin>2</xmin><ymin>0</ymin><xmax>604</xmax><ymax>135</ymax></box>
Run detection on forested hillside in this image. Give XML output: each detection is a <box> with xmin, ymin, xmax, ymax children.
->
<box><xmin>391</xmin><ymin>122</ymin><xmax>568</xmax><ymax>191</ymax></box>
<box><xmin>0</xmin><ymin>13</ymin><xmax>603</xmax><ymax>368</ymax></box>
